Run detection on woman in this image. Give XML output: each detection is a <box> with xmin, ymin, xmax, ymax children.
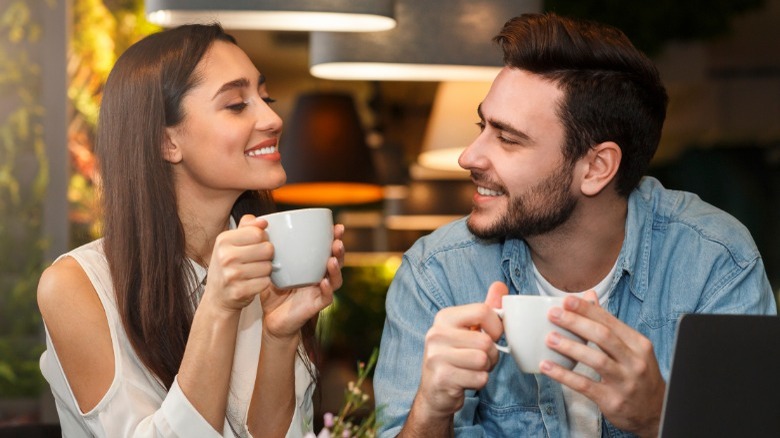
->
<box><xmin>37</xmin><ymin>24</ymin><xmax>344</xmax><ymax>437</ymax></box>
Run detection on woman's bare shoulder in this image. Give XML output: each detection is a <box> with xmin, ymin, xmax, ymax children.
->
<box><xmin>38</xmin><ymin>256</ymin><xmax>116</xmax><ymax>413</ymax></box>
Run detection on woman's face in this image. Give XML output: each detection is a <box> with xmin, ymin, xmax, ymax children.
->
<box><xmin>164</xmin><ymin>40</ymin><xmax>286</xmax><ymax>202</ymax></box>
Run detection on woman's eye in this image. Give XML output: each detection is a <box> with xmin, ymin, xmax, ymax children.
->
<box><xmin>227</xmin><ymin>102</ymin><xmax>248</xmax><ymax>112</ymax></box>
<box><xmin>262</xmin><ymin>96</ymin><xmax>276</xmax><ymax>105</ymax></box>
<box><xmin>475</xmin><ymin>121</ymin><xmax>485</xmax><ymax>131</ymax></box>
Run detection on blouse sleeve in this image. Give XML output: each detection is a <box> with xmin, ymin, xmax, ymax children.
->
<box><xmin>148</xmin><ymin>377</ymin><xmax>223</xmax><ymax>437</ymax></box>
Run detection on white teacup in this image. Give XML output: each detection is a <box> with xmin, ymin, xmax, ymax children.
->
<box><xmin>495</xmin><ymin>295</ymin><xmax>586</xmax><ymax>374</ymax></box>
<box><xmin>259</xmin><ymin>208</ymin><xmax>333</xmax><ymax>289</ymax></box>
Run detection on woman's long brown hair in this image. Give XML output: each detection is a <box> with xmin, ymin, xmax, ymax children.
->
<box><xmin>96</xmin><ymin>24</ymin><xmax>317</xmax><ymax>389</ymax></box>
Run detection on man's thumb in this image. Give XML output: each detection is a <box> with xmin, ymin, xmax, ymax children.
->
<box><xmin>485</xmin><ymin>281</ymin><xmax>509</xmax><ymax>308</ymax></box>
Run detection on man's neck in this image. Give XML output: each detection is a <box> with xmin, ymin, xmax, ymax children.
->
<box><xmin>526</xmin><ymin>196</ymin><xmax>627</xmax><ymax>292</ymax></box>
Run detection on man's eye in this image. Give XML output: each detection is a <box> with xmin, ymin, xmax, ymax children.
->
<box><xmin>497</xmin><ymin>135</ymin><xmax>517</xmax><ymax>145</ymax></box>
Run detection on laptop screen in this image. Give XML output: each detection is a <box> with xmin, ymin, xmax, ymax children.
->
<box><xmin>659</xmin><ymin>313</ymin><xmax>780</xmax><ymax>438</ymax></box>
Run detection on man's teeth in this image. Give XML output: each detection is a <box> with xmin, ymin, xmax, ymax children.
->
<box><xmin>477</xmin><ymin>186</ymin><xmax>504</xmax><ymax>196</ymax></box>
<box><xmin>246</xmin><ymin>146</ymin><xmax>277</xmax><ymax>156</ymax></box>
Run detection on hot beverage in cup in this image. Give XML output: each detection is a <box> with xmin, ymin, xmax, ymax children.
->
<box><xmin>259</xmin><ymin>208</ymin><xmax>333</xmax><ymax>289</ymax></box>
<box><xmin>495</xmin><ymin>295</ymin><xmax>585</xmax><ymax>374</ymax></box>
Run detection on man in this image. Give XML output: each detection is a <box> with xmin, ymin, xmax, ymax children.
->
<box><xmin>374</xmin><ymin>12</ymin><xmax>777</xmax><ymax>438</ymax></box>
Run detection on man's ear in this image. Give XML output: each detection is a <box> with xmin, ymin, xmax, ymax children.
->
<box><xmin>162</xmin><ymin>128</ymin><xmax>183</xmax><ymax>164</ymax></box>
<box><xmin>579</xmin><ymin>141</ymin><xmax>621</xmax><ymax>196</ymax></box>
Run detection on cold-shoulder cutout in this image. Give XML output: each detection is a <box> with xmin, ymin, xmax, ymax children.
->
<box><xmin>37</xmin><ymin>256</ymin><xmax>116</xmax><ymax>413</ymax></box>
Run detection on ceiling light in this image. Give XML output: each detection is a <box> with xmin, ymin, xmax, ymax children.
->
<box><xmin>309</xmin><ymin>0</ymin><xmax>541</xmax><ymax>81</ymax></box>
<box><xmin>145</xmin><ymin>0</ymin><xmax>396</xmax><ymax>32</ymax></box>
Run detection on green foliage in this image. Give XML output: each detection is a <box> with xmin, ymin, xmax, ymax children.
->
<box><xmin>67</xmin><ymin>0</ymin><xmax>160</xmax><ymax>246</ymax></box>
<box><xmin>0</xmin><ymin>0</ymin><xmax>50</xmax><ymax>397</ymax></box>
<box><xmin>545</xmin><ymin>0</ymin><xmax>766</xmax><ymax>55</ymax></box>
<box><xmin>318</xmin><ymin>260</ymin><xmax>398</xmax><ymax>361</ymax></box>
<box><xmin>310</xmin><ymin>348</ymin><xmax>383</xmax><ymax>438</ymax></box>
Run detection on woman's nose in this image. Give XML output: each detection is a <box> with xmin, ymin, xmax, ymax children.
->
<box><xmin>255</xmin><ymin>103</ymin><xmax>283</xmax><ymax>133</ymax></box>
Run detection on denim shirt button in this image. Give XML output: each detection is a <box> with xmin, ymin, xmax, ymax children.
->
<box><xmin>545</xmin><ymin>406</ymin><xmax>553</xmax><ymax>415</ymax></box>
<box><xmin>514</xmin><ymin>268</ymin><xmax>521</xmax><ymax>277</ymax></box>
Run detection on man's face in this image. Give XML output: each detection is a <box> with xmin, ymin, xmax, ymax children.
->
<box><xmin>458</xmin><ymin>68</ymin><xmax>578</xmax><ymax>240</ymax></box>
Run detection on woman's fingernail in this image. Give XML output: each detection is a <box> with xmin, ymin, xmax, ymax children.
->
<box><xmin>549</xmin><ymin>307</ymin><xmax>563</xmax><ymax>319</ymax></box>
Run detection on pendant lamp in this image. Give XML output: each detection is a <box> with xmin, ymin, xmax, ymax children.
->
<box><xmin>145</xmin><ymin>0</ymin><xmax>396</xmax><ymax>32</ymax></box>
<box><xmin>309</xmin><ymin>0</ymin><xmax>541</xmax><ymax>81</ymax></box>
<box><xmin>272</xmin><ymin>92</ymin><xmax>383</xmax><ymax>206</ymax></box>
<box><xmin>416</xmin><ymin>81</ymin><xmax>494</xmax><ymax>175</ymax></box>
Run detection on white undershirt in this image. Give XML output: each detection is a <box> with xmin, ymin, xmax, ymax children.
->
<box><xmin>533</xmin><ymin>261</ymin><xmax>616</xmax><ymax>438</ymax></box>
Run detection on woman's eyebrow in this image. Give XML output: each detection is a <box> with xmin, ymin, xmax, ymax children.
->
<box><xmin>212</xmin><ymin>77</ymin><xmax>250</xmax><ymax>100</ymax></box>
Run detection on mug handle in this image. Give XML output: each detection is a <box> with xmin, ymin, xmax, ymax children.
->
<box><xmin>492</xmin><ymin>308</ymin><xmax>510</xmax><ymax>354</ymax></box>
<box><xmin>271</xmin><ymin>262</ymin><xmax>281</xmax><ymax>271</ymax></box>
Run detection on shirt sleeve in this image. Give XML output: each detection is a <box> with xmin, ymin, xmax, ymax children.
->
<box><xmin>696</xmin><ymin>253</ymin><xmax>777</xmax><ymax>316</ymax></box>
<box><xmin>374</xmin><ymin>254</ymin><xmax>483</xmax><ymax>438</ymax></box>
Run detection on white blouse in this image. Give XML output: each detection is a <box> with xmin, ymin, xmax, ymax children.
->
<box><xmin>40</xmin><ymin>239</ymin><xmax>315</xmax><ymax>437</ymax></box>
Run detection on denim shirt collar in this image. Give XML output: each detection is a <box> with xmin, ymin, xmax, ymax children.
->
<box><xmin>499</xmin><ymin>177</ymin><xmax>659</xmax><ymax>306</ymax></box>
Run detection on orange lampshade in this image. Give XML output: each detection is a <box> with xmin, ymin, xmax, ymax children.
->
<box><xmin>273</xmin><ymin>92</ymin><xmax>383</xmax><ymax>206</ymax></box>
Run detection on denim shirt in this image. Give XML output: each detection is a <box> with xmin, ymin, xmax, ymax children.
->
<box><xmin>374</xmin><ymin>177</ymin><xmax>777</xmax><ymax>438</ymax></box>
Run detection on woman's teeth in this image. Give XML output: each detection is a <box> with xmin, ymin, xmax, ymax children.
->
<box><xmin>246</xmin><ymin>146</ymin><xmax>277</xmax><ymax>157</ymax></box>
<box><xmin>477</xmin><ymin>186</ymin><xmax>504</xmax><ymax>196</ymax></box>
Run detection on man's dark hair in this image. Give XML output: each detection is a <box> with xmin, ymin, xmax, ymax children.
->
<box><xmin>494</xmin><ymin>13</ymin><xmax>668</xmax><ymax>196</ymax></box>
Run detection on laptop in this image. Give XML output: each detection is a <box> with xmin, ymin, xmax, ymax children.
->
<box><xmin>659</xmin><ymin>313</ymin><xmax>780</xmax><ymax>438</ymax></box>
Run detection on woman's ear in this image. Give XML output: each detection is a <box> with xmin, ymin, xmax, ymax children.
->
<box><xmin>580</xmin><ymin>141</ymin><xmax>621</xmax><ymax>196</ymax></box>
<box><xmin>162</xmin><ymin>129</ymin><xmax>183</xmax><ymax>164</ymax></box>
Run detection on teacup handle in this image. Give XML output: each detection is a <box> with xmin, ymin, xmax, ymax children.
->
<box><xmin>271</xmin><ymin>262</ymin><xmax>281</xmax><ymax>271</ymax></box>
<box><xmin>492</xmin><ymin>308</ymin><xmax>510</xmax><ymax>354</ymax></box>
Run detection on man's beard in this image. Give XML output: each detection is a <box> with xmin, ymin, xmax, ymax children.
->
<box><xmin>467</xmin><ymin>161</ymin><xmax>577</xmax><ymax>240</ymax></box>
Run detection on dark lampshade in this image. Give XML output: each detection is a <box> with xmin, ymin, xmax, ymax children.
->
<box><xmin>310</xmin><ymin>0</ymin><xmax>542</xmax><ymax>81</ymax></box>
<box><xmin>273</xmin><ymin>92</ymin><xmax>383</xmax><ymax>206</ymax></box>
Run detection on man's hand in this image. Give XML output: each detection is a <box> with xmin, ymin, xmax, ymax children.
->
<box><xmin>540</xmin><ymin>290</ymin><xmax>665</xmax><ymax>438</ymax></box>
<box><xmin>401</xmin><ymin>282</ymin><xmax>508</xmax><ymax>437</ymax></box>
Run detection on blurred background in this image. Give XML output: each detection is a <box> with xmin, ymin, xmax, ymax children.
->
<box><xmin>1</xmin><ymin>0</ymin><xmax>779</xmax><ymax>432</ymax></box>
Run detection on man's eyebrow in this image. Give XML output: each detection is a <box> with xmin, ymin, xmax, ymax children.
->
<box><xmin>212</xmin><ymin>77</ymin><xmax>250</xmax><ymax>100</ymax></box>
<box><xmin>477</xmin><ymin>103</ymin><xmax>532</xmax><ymax>142</ymax></box>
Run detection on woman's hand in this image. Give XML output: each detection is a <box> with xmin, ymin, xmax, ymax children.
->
<box><xmin>260</xmin><ymin>223</ymin><xmax>346</xmax><ymax>340</ymax></box>
<box><xmin>201</xmin><ymin>214</ymin><xmax>274</xmax><ymax>314</ymax></box>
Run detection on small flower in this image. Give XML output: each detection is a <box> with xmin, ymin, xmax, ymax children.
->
<box><xmin>324</xmin><ymin>412</ymin><xmax>335</xmax><ymax>428</ymax></box>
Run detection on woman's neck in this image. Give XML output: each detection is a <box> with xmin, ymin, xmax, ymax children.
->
<box><xmin>177</xmin><ymin>190</ymin><xmax>238</xmax><ymax>267</ymax></box>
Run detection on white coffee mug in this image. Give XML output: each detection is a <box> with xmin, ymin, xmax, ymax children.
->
<box><xmin>495</xmin><ymin>295</ymin><xmax>586</xmax><ymax>374</ymax></box>
<box><xmin>259</xmin><ymin>208</ymin><xmax>333</xmax><ymax>289</ymax></box>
